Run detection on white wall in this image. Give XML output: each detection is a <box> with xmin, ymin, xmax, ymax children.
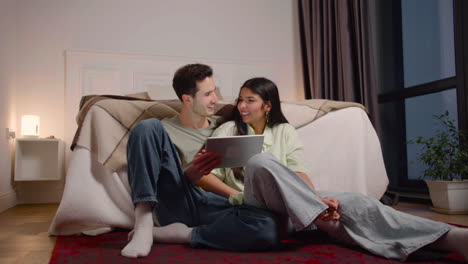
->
<box><xmin>0</xmin><ymin>0</ymin><xmax>18</xmax><ymax>211</ymax></box>
<box><xmin>8</xmin><ymin>0</ymin><xmax>303</xmax><ymax>205</ymax></box>
<box><xmin>15</xmin><ymin>0</ymin><xmax>303</xmax><ymax>140</ymax></box>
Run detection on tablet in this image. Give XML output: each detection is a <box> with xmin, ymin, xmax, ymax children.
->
<box><xmin>205</xmin><ymin>135</ymin><xmax>264</xmax><ymax>168</ymax></box>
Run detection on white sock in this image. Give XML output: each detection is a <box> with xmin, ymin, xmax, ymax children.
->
<box><xmin>431</xmin><ymin>227</ymin><xmax>468</xmax><ymax>260</ymax></box>
<box><xmin>153</xmin><ymin>222</ymin><xmax>192</xmax><ymax>244</ymax></box>
<box><xmin>128</xmin><ymin>222</ymin><xmax>192</xmax><ymax>244</ymax></box>
<box><xmin>121</xmin><ymin>202</ymin><xmax>154</xmax><ymax>258</ymax></box>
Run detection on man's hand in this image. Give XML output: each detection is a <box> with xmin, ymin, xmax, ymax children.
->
<box><xmin>319</xmin><ymin>198</ymin><xmax>341</xmax><ymax>221</ymax></box>
<box><xmin>184</xmin><ymin>150</ymin><xmax>221</xmax><ymax>182</ymax></box>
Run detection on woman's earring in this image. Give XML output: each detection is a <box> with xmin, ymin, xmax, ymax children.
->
<box><xmin>266</xmin><ymin>111</ymin><xmax>271</xmax><ymax>124</ymax></box>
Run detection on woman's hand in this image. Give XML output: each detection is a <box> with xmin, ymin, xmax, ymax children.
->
<box><xmin>184</xmin><ymin>149</ymin><xmax>221</xmax><ymax>182</ymax></box>
<box><xmin>319</xmin><ymin>198</ymin><xmax>341</xmax><ymax>221</ymax></box>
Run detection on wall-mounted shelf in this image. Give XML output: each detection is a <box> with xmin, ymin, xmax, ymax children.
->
<box><xmin>14</xmin><ymin>138</ymin><xmax>64</xmax><ymax>181</ymax></box>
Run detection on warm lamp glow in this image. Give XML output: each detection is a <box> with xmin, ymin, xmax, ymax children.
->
<box><xmin>21</xmin><ymin>115</ymin><xmax>40</xmax><ymax>138</ymax></box>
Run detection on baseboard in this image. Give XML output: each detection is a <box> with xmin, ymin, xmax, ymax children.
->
<box><xmin>387</xmin><ymin>190</ymin><xmax>431</xmax><ymax>205</ymax></box>
<box><xmin>17</xmin><ymin>187</ymin><xmax>63</xmax><ymax>204</ymax></box>
<box><xmin>0</xmin><ymin>191</ymin><xmax>18</xmax><ymax>212</ymax></box>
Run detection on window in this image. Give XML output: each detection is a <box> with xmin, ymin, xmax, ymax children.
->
<box><xmin>374</xmin><ymin>0</ymin><xmax>468</xmax><ymax>192</ymax></box>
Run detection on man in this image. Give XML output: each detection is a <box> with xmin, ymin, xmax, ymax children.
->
<box><xmin>121</xmin><ymin>64</ymin><xmax>279</xmax><ymax>258</ymax></box>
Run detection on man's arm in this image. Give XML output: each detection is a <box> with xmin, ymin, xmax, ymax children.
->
<box><xmin>195</xmin><ymin>174</ymin><xmax>240</xmax><ymax>198</ymax></box>
<box><xmin>185</xmin><ymin>150</ymin><xmax>239</xmax><ymax>197</ymax></box>
<box><xmin>184</xmin><ymin>150</ymin><xmax>220</xmax><ymax>182</ymax></box>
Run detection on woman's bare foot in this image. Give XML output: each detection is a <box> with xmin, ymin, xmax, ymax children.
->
<box><xmin>431</xmin><ymin>227</ymin><xmax>468</xmax><ymax>261</ymax></box>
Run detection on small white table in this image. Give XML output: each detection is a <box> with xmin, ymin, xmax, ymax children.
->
<box><xmin>14</xmin><ymin>138</ymin><xmax>64</xmax><ymax>181</ymax></box>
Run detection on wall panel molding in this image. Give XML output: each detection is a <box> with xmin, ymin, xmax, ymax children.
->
<box><xmin>65</xmin><ymin>50</ymin><xmax>276</xmax><ymax>158</ymax></box>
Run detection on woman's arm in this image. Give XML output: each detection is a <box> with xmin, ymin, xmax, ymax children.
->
<box><xmin>295</xmin><ymin>171</ymin><xmax>317</xmax><ymax>191</ymax></box>
<box><xmin>284</xmin><ymin>125</ymin><xmax>340</xmax><ymax>220</ymax></box>
<box><xmin>295</xmin><ymin>170</ymin><xmax>340</xmax><ymax>220</ymax></box>
<box><xmin>195</xmin><ymin>174</ymin><xmax>240</xmax><ymax>198</ymax></box>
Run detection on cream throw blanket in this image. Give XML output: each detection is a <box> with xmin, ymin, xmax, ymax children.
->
<box><xmin>73</xmin><ymin>96</ymin><xmax>366</xmax><ymax>172</ymax></box>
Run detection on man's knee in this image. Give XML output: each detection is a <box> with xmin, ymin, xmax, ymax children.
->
<box><xmin>132</xmin><ymin>118</ymin><xmax>163</xmax><ymax>136</ymax></box>
<box><xmin>132</xmin><ymin>119</ymin><xmax>162</xmax><ymax>134</ymax></box>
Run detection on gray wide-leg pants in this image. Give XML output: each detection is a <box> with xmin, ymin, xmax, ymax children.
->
<box><xmin>243</xmin><ymin>153</ymin><xmax>453</xmax><ymax>260</ymax></box>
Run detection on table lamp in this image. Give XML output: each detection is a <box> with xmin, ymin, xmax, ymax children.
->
<box><xmin>21</xmin><ymin>115</ymin><xmax>40</xmax><ymax>138</ymax></box>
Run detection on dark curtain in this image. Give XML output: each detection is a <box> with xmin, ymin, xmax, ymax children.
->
<box><xmin>298</xmin><ymin>0</ymin><xmax>380</xmax><ymax>132</ymax></box>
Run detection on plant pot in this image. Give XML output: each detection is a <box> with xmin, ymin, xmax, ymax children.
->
<box><xmin>425</xmin><ymin>180</ymin><xmax>468</xmax><ymax>214</ymax></box>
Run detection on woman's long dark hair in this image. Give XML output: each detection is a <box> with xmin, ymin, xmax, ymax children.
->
<box><xmin>217</xmin><ymin>77</ymin><xmax>289</xmax><ymax>182</ymax></box>
<box><xmin>218</xmin><ymin>77</ymin><xmax>289</xmax><ymax>135</ymax></box>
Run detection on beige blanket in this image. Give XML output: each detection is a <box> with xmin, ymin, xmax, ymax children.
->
<box><xmin>73</xmin><ymin>97</ymin><xmax>366</xmax><ymax>172</ymax></box>
<box><xmin>282</xmin><ymin>99</ymin><xmax>367</xmax><ymax>129</ymax></box>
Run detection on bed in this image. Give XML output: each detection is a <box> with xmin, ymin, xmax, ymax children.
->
<box><xmin>48</xmin><ymin>97</ymin><xmax>389</xmax><ymax>236</ymax></box>
<box><xmin>49</xmin><ymin>51</ymin><xmax>388</xmax><ymax>236</ymax></box>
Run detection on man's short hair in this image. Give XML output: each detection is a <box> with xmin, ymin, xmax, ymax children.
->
<box><xmin>172</xmin><ymin>64</ymin><xmax>213</xmax><ymax>100</ymax></box>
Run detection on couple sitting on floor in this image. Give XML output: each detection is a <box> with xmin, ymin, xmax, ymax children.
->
<box><xmin>121</xmin><ymin>63</ymin><xmax>468</xmax><ymax>261</ymax></box>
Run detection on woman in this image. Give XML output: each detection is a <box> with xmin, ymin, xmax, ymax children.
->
<box><xmin>202</xmin><ymin>77</ymin><xmax>340</xmax><ymax>220</ymax></box>
<box><xmin>198</xmin><ymin>77</ymin><xmax>468</xmax><ymax>261</ymax></box>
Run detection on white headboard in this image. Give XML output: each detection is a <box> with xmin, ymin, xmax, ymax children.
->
<box><xmin>65</xmin><ymin>50</ymin><xmax>276</xmax><ymax>151</ymax></box>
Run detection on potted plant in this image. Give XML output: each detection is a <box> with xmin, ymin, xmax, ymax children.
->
<box><xmin>409</xmin><ymin>111</ymin><xmax>468</xmax><ymax>214</ymax></box>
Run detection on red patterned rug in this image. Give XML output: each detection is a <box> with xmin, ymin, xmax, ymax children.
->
<box><xmin>49</xmin><ymin>231</ymin><xmax>465</xmax><ymax>264</ymax></box>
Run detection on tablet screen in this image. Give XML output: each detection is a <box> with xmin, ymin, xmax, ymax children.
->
<box><xmin>205</xmin><ymin>135</ymin><xmax>264</xmax><ymax>168</ymax></box>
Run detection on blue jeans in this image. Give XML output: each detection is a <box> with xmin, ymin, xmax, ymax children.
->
<box><xmin>127</xmin><ymin>118</ymin><xmax>279</xmax><ymax>251</ymax></box>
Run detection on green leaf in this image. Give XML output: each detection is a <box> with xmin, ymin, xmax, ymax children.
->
<box><xmin>407</xmin><ymin>112</ymin><xmax>468</xmax><ymax>180</ymax></box>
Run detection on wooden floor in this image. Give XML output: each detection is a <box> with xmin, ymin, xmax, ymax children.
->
<box><xmin>0</xmin><ymin>204</ymin><xmax>57</xmax><ymax>264</ymax></box>
<box><xmin>0</xmin><ymin>202</ymin><xmax>467</xmax><ymax>264</ymax></box>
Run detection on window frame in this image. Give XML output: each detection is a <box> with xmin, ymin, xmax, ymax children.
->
<box><xmin>377</xmin><ymin>0</ymin><xmax>468</xmax><ymax>192</ymax></box>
